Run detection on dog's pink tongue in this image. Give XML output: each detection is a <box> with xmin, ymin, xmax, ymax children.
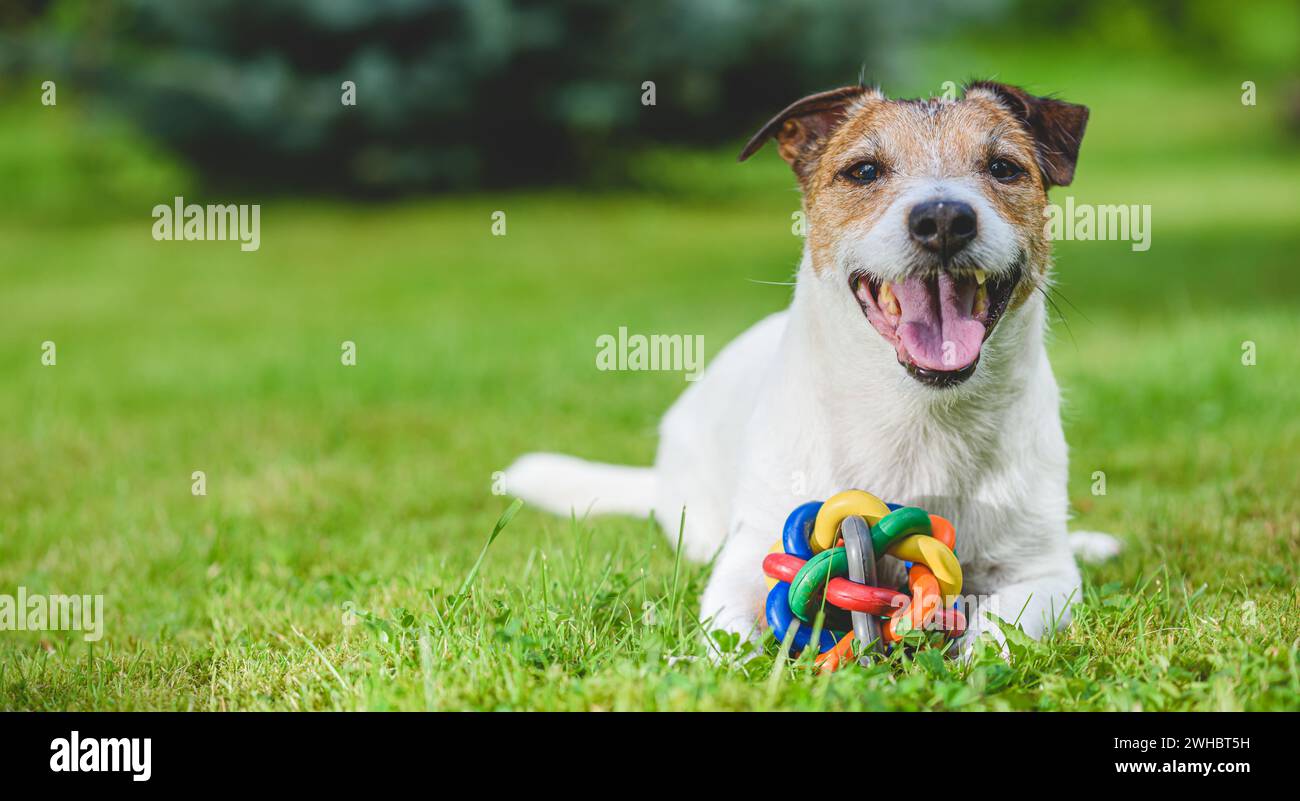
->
<box><xmin>892</xmin><ymin>274</ymin><xmax>984</xmax><ymax>371</ymax></box>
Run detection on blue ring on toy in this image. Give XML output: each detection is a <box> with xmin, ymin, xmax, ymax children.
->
<box><xmin>765</xmin><ymin>582</ymin><xmax>838</xmax><ymax>653</ymax></box>
<box><xmin>781</xmin><ymin>501</ymin><xmax>823</xmax><ymax>560</ymax></box>
<box><xmin>886</xmin><ymin>502</ymin><xmax>903</xmax><ymax>511</ymax></box>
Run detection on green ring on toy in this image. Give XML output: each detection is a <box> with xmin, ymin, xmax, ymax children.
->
<box><xmin>870</xmin><ymin>506</ymin><xmax>932</xmax><ymax>558</ymax></box>
<box><xmin>786</xmin><ymin>548</ymin><xmax>854</xmax><ymax>631</ymax></box>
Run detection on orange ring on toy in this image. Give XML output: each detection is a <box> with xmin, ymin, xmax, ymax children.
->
<box><xmin>907</xmin><ymin>565</ymin><xmax>942</xmax><ymax>630</ymax></box>
<box><xmin>884</xmin><ymin>564</ymin><xmax>943</xmax><ymax>643</ymax></box>
<box><xmin>814</xmin><ymin>631</ymin><xmax>857</xmax><ymax>673</ymax></box>
<box><xmin>928</xmin><ymin>514</ymin><xmax>955</xmax><ymax>550</ymax></box>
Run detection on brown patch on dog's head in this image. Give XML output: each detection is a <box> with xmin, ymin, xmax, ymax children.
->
<box><xmin>739</xmin><ymin>82</ymin><xmax>1089</xmax><ymax>387</ymax></box>
<box><xmin>963</xmin><ymin>81</ymin><xmax>1089</xmax><ymax>188</ymax></box>
<box><xmin>738</xmin><ymin>85</ymin><xmax>881</xmax><ymax>180</ymax></box>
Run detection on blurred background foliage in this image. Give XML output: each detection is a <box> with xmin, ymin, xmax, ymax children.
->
<box><xmin>2</xmin><ymin>0</ymin><xmax>990</xmax><ymax>193</ymax></box>
<box><xmin>3</xmin><ymin>0</ymin><xmax>1295</xmax><ymax>199</ymax></box>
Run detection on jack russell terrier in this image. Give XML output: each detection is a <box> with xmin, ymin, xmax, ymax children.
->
<box><xmin>505</xmin><ymin>81</ymin><xmax>1121</xmax><ymax>652</ymax></box>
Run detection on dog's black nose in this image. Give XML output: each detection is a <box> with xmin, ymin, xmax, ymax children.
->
<box><xmin>908</xmin><ymin>200</ymin><xmax>977</xmax><ymax>259</ymax></box>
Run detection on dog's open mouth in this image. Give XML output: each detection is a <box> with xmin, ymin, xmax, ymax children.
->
<box><xmin>851</xmin><ymin>269</ymin><xmax>1018</xmax><ymax>387</ymax></box>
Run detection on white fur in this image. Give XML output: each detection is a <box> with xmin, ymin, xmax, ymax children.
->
<box><xmin>1067</xmin><ymin>531</ymin><xmax>1125</xmax><ymax>564</ymax></box>
<box><xmin>845</xmin><ymin>178</ymin><xmax>1021</xmax><ymax>285</ymax></box>
<box><xmin>505</xmin><ymin>186</ymin><xmax>1121</xmax><ymax>655</ymax></box>
<box><xmin>503</xmin><ymin>453</ymin><xmax>656</xmax><ymax>519</ymax></box>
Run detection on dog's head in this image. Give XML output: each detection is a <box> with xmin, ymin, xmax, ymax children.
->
<box><xmin>741</xmin><ymin>82</ymin><xmax>1088</xmax><ymax>388</ymax></box>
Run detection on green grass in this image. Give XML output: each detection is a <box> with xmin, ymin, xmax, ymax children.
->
<box><xmin>2</xmin><ymin>43</ymin><xmax>1299</xmax><ymax>710</ymax></box>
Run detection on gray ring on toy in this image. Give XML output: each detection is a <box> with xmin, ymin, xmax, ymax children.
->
<box><xmin>840</xmin><ymin>515</ymin><xmax>883</xmax><ymax>662</ymax></box>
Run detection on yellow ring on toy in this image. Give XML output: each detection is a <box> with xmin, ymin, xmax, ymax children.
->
<box><xmin>764</xmin><ymin>541</ymin><xmax>783</xmax><ymax>591</ymax></box>
<box><xmin>887</xmin><ymin>534</ymin><xmax>963</xmax><ymax>598</ymax></box>
<box><xmin>810</xmin><ymin>490</ymin><xmax>891</xmax><ymax>553</ymax></box>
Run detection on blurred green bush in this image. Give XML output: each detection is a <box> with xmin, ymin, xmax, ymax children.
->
<box><xmin>4</xmin><ymin>0</ymin><xmax>1295</xmax><ymax>195</ymax></box>
<box><xmin>10</xmin><ymin>0</ymin><xmax>996</xmax><ymax>193</ymax></box>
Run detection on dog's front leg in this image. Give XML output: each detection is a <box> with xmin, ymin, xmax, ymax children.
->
<box><xmin>697</xmin><ymin>520</ymin><xmax>772</xmax><ymax>649</ymax></box>
<box><xmin>960</xmin><ymin>558</ymin><xmax>1082</xmax><ymax>655</ymax></box>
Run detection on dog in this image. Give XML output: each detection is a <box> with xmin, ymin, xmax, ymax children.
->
<box><xmin>505</xmin><ymin>81</ymin><xmax>1121</xmax><ymax>652</ymax></box>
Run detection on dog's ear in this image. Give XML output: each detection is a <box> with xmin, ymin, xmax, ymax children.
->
<box><xmin>738</xmin><ymin>85</ymin><xmax>870</xmax><ymax>176</ymax></box>
<box><xmin>966</xmin><ymin>81</ymin><xmax>1089</xmax><ymax>187</ymax></box>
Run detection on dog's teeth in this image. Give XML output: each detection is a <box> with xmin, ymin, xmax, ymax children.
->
<box><xmin>973</xmin><ymin>283</ymin><xmax>988</xmax><ymax>316</ymax></box>
<box><xmin>879</xmin><ymin>282</ymin><xmax>900</xmax><ymax>316</ymax></box>
<box><xmin>974</xmin><ymin>269</ymin><xmax>987</xmax><ymax>286</ymax></box>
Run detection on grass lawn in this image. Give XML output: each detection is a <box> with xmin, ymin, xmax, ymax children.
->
<box><xmin>1</xmin><ymin>45</ymin><xmax>1298</xmax><ymax>710</ymax></box>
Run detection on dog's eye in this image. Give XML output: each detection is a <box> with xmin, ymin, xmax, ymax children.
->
<box><xmin>843</xmin><ymin>161</ymin><xmax>880</xmax><ymax>184</ymax></box>
<box><xmin>988</xmin><ymin>158</ymin><xmax>1024</xmax><ymax>182</ymax></box>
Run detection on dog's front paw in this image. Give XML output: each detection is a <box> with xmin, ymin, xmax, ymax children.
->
<box><xmin>956</xmin><ymin>611</ymin><xmax>1010</xmax><ymax>661</ymax></box>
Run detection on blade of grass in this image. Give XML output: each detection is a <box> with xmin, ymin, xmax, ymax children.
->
<box><xmin>449</xmin><ymin>498</ymin><xmax>524</xmax><ymax>614</ymax></box>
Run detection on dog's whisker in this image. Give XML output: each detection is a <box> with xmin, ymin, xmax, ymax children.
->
<box><xmin>1045</xmin><ymin>285</ymin><xmax>1091</xmax><ymax>324</ymax></box>
<box><xmin>1037</xmin><ymin>284</ymin><xmax>1077</xmax><ymax>350</ymax></box>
